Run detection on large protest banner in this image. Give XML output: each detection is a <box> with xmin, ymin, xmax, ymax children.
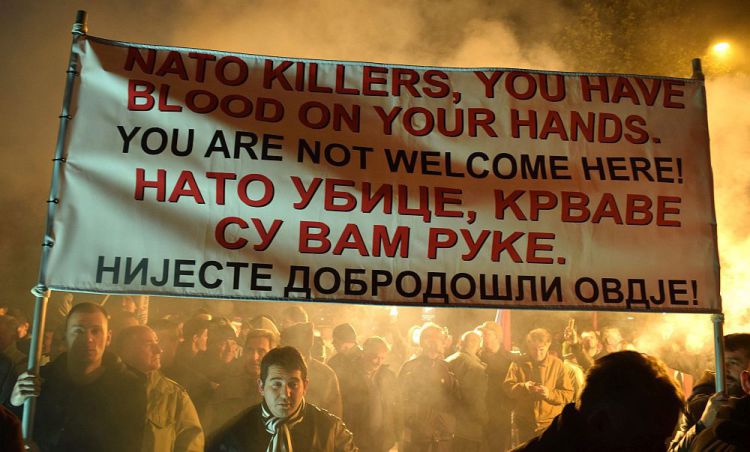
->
<box><xmin>43</xmin><ymin>36</ymin><xmax>719</xmax><ymax>312</ymax></box>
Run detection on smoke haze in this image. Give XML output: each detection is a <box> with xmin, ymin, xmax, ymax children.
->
<box><xmin>1</xmin><ymin>0</ymin><xmax>748</xmax><ymax>345</ymax></box>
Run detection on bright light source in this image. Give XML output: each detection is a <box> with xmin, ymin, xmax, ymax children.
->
<box><xmin>712</xmin><ymin>42</ymin><xmax>731</xmax><ymax>56</ymax></box>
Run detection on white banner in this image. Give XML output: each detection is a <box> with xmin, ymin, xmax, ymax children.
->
<box><xmin>45</xmin><ymin>36</ymin><xmax>720</xmax><ymax>312</ymax></box>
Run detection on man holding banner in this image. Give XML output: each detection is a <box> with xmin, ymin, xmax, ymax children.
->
<box><xmin>20</xmin><ymin>10</ymin><xmax>728</xmax><ymax>451</ymax></box>
<box><xmin>11</xmin><ymin>303</ymin><xmax>145</xmax><ymax>452</ymax></box>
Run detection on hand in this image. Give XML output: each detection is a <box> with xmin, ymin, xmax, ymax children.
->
<box><xmin>534</xmin><ymin>384</ymin><xmax>550</xmax><ymax>399</ymax></box>
<box><xmin>700</xmin><ymin>392</ymin><xmax>730</xmax><ymax>428</ymax></box>
<box><xmin>10</xmin><ymin>371</ymin><xmax>42</xmax><ymax>407</ymax></box>
<box><xmin>563</xmin><ymin>323</ymin><xmax>578</xmax><ymax>345</ymax></box>
<box><xmin>523</xmin><ymin>381</ymin><xmax>537</xmax><ymax>392</ymax></box>
<box><xmin>528</xmin><ymin>383</ymin><xmax>549</xmax><ymax>398</ymax></box>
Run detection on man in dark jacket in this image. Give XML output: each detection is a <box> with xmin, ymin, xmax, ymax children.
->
<box><xmin>445</xmin><ymin>330</ymin><xmax>488</xmax><ymax>452</ymax></box>
<box><xmin>513</xmin><ymin>351</ymin><xmax>683</xmax><ymax>452</ymax></box>
<box><xmin>209</xmin><ymin>346</ymin><xmax>357</xmax><ymax>452</ymax></box>
<box><xmin>669</xmin><ymin>333</ymin><xmax>750</xmax><ymax>451</ymax></box>
<box><xmin>398</xmin><ymin>322</ymin><xmax>459</xmax><ymax>452</ymax></box>
<box><xmin>689</xmin><ymin>368</ymin><xmax>750</xmax><ymax>451</ymax></box>
<box><xmin>477</xmin><ymin>321</ymin><xmax>514</xmax><ymax>451</ymax></box>
<box><xmin>11</xmin><ymin>302</ymin><xmax>145</xmax><ymax>452</ymax></box>
<box><xmin>337</xmin><ymin>336</ymin><xmax>399</xmax><ymax>452</ymax></box>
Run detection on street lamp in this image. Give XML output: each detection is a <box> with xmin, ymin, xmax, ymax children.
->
<box><xmin>712</xmin><ymin>42</ymin><xmax>731</xmax><ymax>57</ymax></box>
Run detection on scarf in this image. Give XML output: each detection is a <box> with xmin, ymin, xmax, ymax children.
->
<box><xmin>262</xmin><ymin>399</ymin><xmax>306</xmax><ymax>452</ymax></box>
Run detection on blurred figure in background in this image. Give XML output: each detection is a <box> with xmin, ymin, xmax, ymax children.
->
<box><xmin>477</xmin><ymin>320</ymin><xmax>514</xmax><ymax>451</ymax></box>
<box><xmin>154</xmin><ymin>318</ymin><xmax>214</xmax><ymax>422</ymax></box>
<box><xmin>445</xmin><ymin>330</ymin><xmax>488</xmax><ymax>452</ymax></box>
<box><xmin>116</xmin><ymin>325</ymin><xmax>204</xmax><ymax>452</ymax></box>
<box><xmin>206</xmin><ymin>328</ymin><xmax>278</xmax><ymax>434</ymax></box>
<box><xmin>337</xmin><ymin>336</ymin><xmax>399</xmax><ymax>452</ymax></box>
<box><xmin>5</xmin><ymin>309</ymin><xmax>30</xmax><ymax>356</ymax></box>
<box><xmin>563</xmin><ymin>322</ymin><xmax>603</xmax><ymax>371</ymax></box>
<box><xmin>505</xmin><ymin>328</ymin><xmax>573</xmax><ymax>444</ymax></box>
<box><xmin>194</xmin><ymin>321</ymin><xmax>238</xmax><ymax>383</ymax></box>
<box><xmin>513</xmin><ymin>351</ymin><xmax>684</xmax><ymax>452</ymax></box>
<box><xmin>328</xmin><ymin>323</ymin><xmax>361</xmax><ymax>376</ymax></box>
<box><xmin>175</xmin><ymin>318</ymin><xmax>210</xmax><ymax>368</ymax></box>
<box><xmin>282</xmin><ymin>322</ymin><xmax>343</xmax><ymax>417</ymax></box>
<box><xmin>280</xmin><ymin>305</ymin><xmax>309</xmax><ymax>330</ymax></box>
<box><xmin>398</xmin><ymin>322</ymin><xmax>459</xmax><ymax>452</ymax></box>
<box><xmin>0</xmin><ymin>315</ymin><xmax>27</xmax><ymax>375</ymax></box>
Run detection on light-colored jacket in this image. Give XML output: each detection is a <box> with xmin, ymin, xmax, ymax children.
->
<box><xmin>143</xmin><ymin>371</ymin><xmax>205</xmax><ymax>452</ymax></box>
<box><xmin>504</xmin><ymin>354</ymin><xmax>573</xmax><ymax>432</ymax></box>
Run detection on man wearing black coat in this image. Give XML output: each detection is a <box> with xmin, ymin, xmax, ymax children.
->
<box><xmin>209</xmin><ymin>346</ymin><xmax>357</xmax><ymax>452</ymax></box>
<box><xmin>11</xmin><ymin>303</ymin><xmax>145</xmax><ymax>452</ymax></box>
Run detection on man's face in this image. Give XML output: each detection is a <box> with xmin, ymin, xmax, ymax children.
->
<box><xmin>121</xmin><ymin>297</ymin><xmax>137</xmax><ymax>313</ymax></box>
<box><xmin>725</xmin><ymin>349</ymin><xmax>750</xmax><ymax>396</ymax></box>
<box><xmin>215</xmin><ymin>338</ymin><xmax>238</xmax><ymax>364</ymax></box>
<box><xmin>124</xmin><ymin>328</ymin><xmax>162</xmax><ymax>373</ymax></box>
<box><xmin>527</xmin><ymin>339</ymin><xmax>551</xmax><ymax>362</ymax></box>
<box><xmin>420</xmin><ymin>327</ymin><xmax>445</xmax><ymax>357</ymax></box>
<box><xmin>602</xmin><ymin>329</ymin><xmax>623</xmax><ymax>351</ymax></box>
<box><xmin>245</xmin><ymin>337</ymin><xmax>272</xmax><ymax>375</ymax></box>
<box><xmin>333</xmin><ymin>339</ymin><xmax>355</xmax><ymax>354</ymax></box>
<box><xmin>362</xmin><ymin>346</ymin><xmax>387</xmax><ymax>375</ymax></box>
<box><xmin>194</xmin><ymin>328</ymin><xmax>208</xmax><ymax>352</ymax></box>
<box><xmin>480</xmin><ymin>329</ymin><xmax>501</xmax><ymax>352</ymax></box>
<box><xmin>581</xmin><ymin>332</ymin><xmax>600</xmax><ymax>356</ymax></box>
<box><xmin>66</xmin><ymin>311</ymin><xmax>110</xmax><ymax>366</ymax></box>
<box><xmin>741</xmin><ymin>370</ymin><xmax>750</xmax><ymax>395</ymax></box>
<box><xmin>259</xmin><ymin>365</ymin><xmax>307</xmax><ymax>418</ymax></box>
<box><xmin>154</xmin><ymin>327</ymin><xmax>181</xmax><ymax>368</ymax></box>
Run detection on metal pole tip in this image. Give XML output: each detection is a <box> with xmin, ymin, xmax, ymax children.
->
<box><xmin>73</xmin><ymin>10</ymin><xmax>88</xmax><ymax>35</ymax></box>
<box><xmin>692</xmin><ymin>58</ymin><xmax>704</xmax><ymax>81</ymax></box>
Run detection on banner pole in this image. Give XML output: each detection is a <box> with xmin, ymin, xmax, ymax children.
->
<box><xmin>711</xmin><ymin>313</ymin><xmax>726</xmax><ymax>393</ymax></box>
<box><xmin>691</xmin><ymin>57</ymin><xmax>726</xmax><ymax>394</ymax></box>
<box><xmin>22</xmin><ymin>10</ymin><xmax>88</xmax><ymax>444</ymax></box>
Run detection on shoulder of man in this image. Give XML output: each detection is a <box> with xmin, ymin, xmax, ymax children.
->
<box><xmin>304</xmin><ymin>402</ymin><xmax>347</xmax><ymax>429</ymax></box>
<box><xmin>208</xmin><ymin>404</ymin><xmax>264</xmax><ymax>450</ymax></box>
<box><xmin>153</xmin><ymin>371</ymin><xmax>189</xmax><ymax>391</ymax></box>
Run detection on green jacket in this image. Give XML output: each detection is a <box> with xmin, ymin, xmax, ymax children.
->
<box><xmin>142</xmin><ymin>370</ymin><xmax>205</xmax><ymax>452</ymax></box>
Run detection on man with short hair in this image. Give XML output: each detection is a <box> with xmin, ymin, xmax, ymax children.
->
<box><xmin>282</xmin><ymin>322</ymin><xmax>343</xmax><ymax>417</ymax></box>
<box><xmin>690</xmin><ymin>363</ymin><xmax>750</xmax><ymax>451</ymax></box>
<box><xmin>445</xmin><ymin>330</ymin><xmax>488</xmax><ymax>452</ymax></box>
<box><xmin>194</xmin><ymin>322</ymin><xmax>239</xmax><ymax>383</ymax></box>
<box><xmin>11</xmin><ymin>302</ymin><xmax>145</xmax><ymax>452</ymax></box>
<box><xmin>328</xmin><ymin>323</ymin><xmax>361</xmax><ymax>377</ymax></box>
<box><xmin>116</xmin><ymin>325</ymin><xmax>204</xmax><ymax>452</ymax></box>
<box><xmin>176</xmin><ymin>317</ymin><xmax>210</xmax><ymax>365</ymax></box>
<box><xmin>163</xmin><ymin>317</ymin><xmax>214</xmax><ymax>420</ymax></box>
<box><xmin>504</xmin><ymin>328</ymin><xmax>573</xmax><ymax>444</ymax></box>
<box><xmin>669</xmin><ymin>332</ymin><xmax>750</xmax><ymax>451</ymax></box>
<box><xmin>476</xmin><ymin>320</ymin><xmax>514</xmax><ymax>451</ymax></box>
<box><xmin>0</xmin><ymin>315</ymin><xmax>27</xmax><ymax>375</ymax></box>
<box><xmin>513</xmin><ymin>350</ymin><xmax>684</xmax><ymax>451</ymax></box>
<box><xmin>207</xmin><ymin>328</ymin><xmax>278</xmax><ymax>433</ymax></box>
<box><xmin>336</xmin><ymin>336</ymin><xmax>399</xmax><ymax>452</ymax></box>
<box><xmin>398</xmin><ymin>322</ymin><xmax>459</xmax><ymax>452</ymax></box>
<box><xmin>209</xmin><ymin>346</ymin><xmax>357</xmax><ymax>451</ymax></box>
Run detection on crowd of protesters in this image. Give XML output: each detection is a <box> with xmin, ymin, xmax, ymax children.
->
<box><xmin>0</xmin><ymin>296</ymin><xmax>748</xmax><ymax>451</ymax></box>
